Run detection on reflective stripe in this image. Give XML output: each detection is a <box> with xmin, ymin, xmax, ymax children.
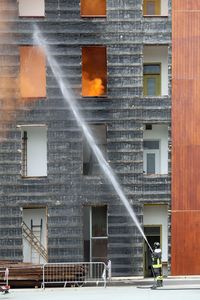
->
<box><xmin>156</xmin><ymin>276</ymin><xmax>163</xmax><ymax>280</ymax></box>
<box><xmin>153</xmin><ymin>264</ymin><xmax>162</xmax><ymax>268</ymax></box>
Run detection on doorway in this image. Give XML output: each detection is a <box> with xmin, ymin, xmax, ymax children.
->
<box><xmin>83</xmin><ymin>206</ymin><xmax>108</xmax><ymax>263</ymax></box>
<box><xmin>22</xmin><ymin>207</ymin><xmax>47</xmax><ymax>264</ymax></box>
<box><xmin>144</xmin><ymin>225</ymin><xmax>161</xmax><ymax>277</ymax></box>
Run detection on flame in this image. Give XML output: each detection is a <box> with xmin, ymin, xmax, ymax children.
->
<box><xmin>82</xmin><ymin>47</ymin><xmax>107</xmax><ymax>97</ymax></box>
<box><xmin>82</xmin><ymin>72</ymin><xmax>105</xmax><ymax>96</ymax></box>
<box><xmin>0</xmin><ymin>3</ymin><xmax>45</xmax><ymax>141</ymax></box>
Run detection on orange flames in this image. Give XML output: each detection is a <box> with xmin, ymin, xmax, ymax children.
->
<box><xmin>82</xmin><ymin>72</ymin><xmax>105</xmax><ymax>96</ymax></box>
<box><xmin>81</xmin><ymin>0</ymin><xmax>106</xmax><ymax>16</ymax></box>
<box><xmin>82</xmin><ymin>47</ymin><xmax>107</xmax><ymax>97</ymax></box>
<box><xmin>0</xmin><ymin>2</ymin><xmax>46</xmax><ymax>141</ymax></box>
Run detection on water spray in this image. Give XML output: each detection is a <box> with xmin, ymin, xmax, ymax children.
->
<box><xmin>33</xmin><ymin>25</ymin><xmax>153</xmax><ymax>254</ymax></box>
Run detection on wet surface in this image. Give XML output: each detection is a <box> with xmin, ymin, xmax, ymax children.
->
<box><xmin>3</xmin><ymin>286</ymin><xmax>200</xmax><ymax>300</ymax></box>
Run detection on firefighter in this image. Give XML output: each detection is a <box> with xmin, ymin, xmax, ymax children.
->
<box><xmin>151</xmin><ymin>242</ymin><xmax>163</xmax><ymax>288</ymax></box>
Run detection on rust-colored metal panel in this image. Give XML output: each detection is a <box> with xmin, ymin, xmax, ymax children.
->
<box><xmin>171</xmin><ymin>212</ymin><xmax>200</xmax><ymax>275</ymax></box>
<box><xmin>173</xmin><ymin>1</ymin><xmax>200</xmax><ymax>11</ymax></box>
<box><xmin>172</xmin><ymin>1</ymin><xmax>200</xmax><ymax>274</ymax></box>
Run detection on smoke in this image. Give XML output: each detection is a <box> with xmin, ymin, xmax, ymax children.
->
<box><xmin>0</xmin><ymin>2</ymin><xmax>44</xmax><ymax>141</ymax></box>
<box><xmin>20</xmin><ymin>46</ymin><xmax>46</xmax><ymax>98</ymax></box>
<box><xmin>0</xmin><ymin>2</ymin><xmax>20</xmax><ymax>141</ymax></box>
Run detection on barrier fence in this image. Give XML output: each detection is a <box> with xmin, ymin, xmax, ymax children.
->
<box><xmin>42</xmin><ymin>261</ymin><xmax>111</xmax><ymax>288</ymax></box>
<box><xmin>0</xmin><ymin>268</ymin><xmax>9</xmax><ymax>287</ymax></box>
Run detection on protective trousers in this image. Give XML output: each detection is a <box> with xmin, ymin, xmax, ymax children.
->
<box><xmin>152</xmin><ymin>258</ymin><xmax>163</xmax><ymax>287</ymax></box>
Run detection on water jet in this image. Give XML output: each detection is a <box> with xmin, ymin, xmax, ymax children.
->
<box><xmin>33</xmin><ymin>25</ymin><xmax>153</xmax><ymax>254</ymax></box>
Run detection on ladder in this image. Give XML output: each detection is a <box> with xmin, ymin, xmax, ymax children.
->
<box><xmin>21</xmin><ymin>221</ymin><xmax>48</xmax><ymax>262</ymax></box>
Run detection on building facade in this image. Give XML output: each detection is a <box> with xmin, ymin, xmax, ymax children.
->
<box><xmin>0</xmin><ymin>0</ymin><xmax>175</xmax><ymax>277</ymax></box>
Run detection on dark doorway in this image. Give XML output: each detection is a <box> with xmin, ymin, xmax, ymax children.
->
<box><xmin>144</xmin><ymin>226</ymin><xmax>161</xmax><ymax>277</ymax></box>
<box><xmin>83</xmin><ymin>206</ymin><xmax>108</xmax><ymax>263</ymax></box>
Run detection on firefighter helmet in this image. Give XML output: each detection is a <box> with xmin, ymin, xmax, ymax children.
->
<box><xmin>154</xmin><ymin>242</ymin><xmax>160</xmax><ymax>249</ymax></box>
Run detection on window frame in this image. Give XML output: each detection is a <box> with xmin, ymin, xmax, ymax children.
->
<box><xmin>143</xmin><ymin>63</ymin><xmax>161</xmax><ymax>97</ymax></box>
<box><xmin>90</xmin><ymin>206</ymin><xmax>108</xmax><ymax>262</ymax></box>
<box><xmin>19</xmin><ymin>125</ymin><xmax>48</xmax><ymax>178</ymax></box>
<box><xmin>143</xmin><ymin>139</ymin><xmax>160</xmax><ymax>175</ymax></box>
<box><xmin>143</xmin><ymin>0</ymin><xmax>161</xmax><ymax>16</ymax></box>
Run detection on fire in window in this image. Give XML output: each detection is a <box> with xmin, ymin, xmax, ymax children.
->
<box><xmin>81</xmin><ymin>0</ymin><xmax>106</xmax><ymax>17</ymax></box>
<box><xmin>82</xmin><ymin>47</ymin><xmax>107</xmax><ymax>97</ymax></box>
<box><xmin>20</xmin><ymin>46</ymin><xmax>46</xmax><ymax>98</ymax></box>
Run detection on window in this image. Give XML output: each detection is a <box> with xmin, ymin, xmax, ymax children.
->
<box><xmin>143</xmin><ymin>140</ymin><xmax>160</xmax><ymax>174</ymax></box>
<box><xmin>143</xmin><ymin>124</ymin><xmax>168</xmax><ymax>175</ymax></box>
<box><xmin>83</xmin><ymin>124</ymin><xmax>107</xmax><ymax>176</ymax></box>
<box><xmin>18</xmin><ymin>0</ymin><xmax>45</xmax><ymax>17</ymax></box>
<box><xmin>20</xmin><ymin>46</ymin><xmax>46</xmax><ymax>98</ymax></box>
<box><xmin>83</xmin><ymin>206</ymin><xmax>107</xmax><ymax>263</ymax></box>
<box><xmin>143</xmin><ymin>0</ymin><xmax>161</xmax><ymax>15</ymax></box>
<box><xmin>82</xmin><ymin>47</ymin><xmax>107</xmax><ymax>97</ymax></box>
<box><xmin>20</xmin><ymin>126</ymin><xmax>47</xmax><ymax>177</ymax></box>
<box><xmin>143</xmin><ymin>64</ymin><xmax>161</xmax><ymax>96</ymax></box>
<box><xmin>81</xmin><ymin>0</ymin><xmax>106</xmax><ymax>17</ymax></box>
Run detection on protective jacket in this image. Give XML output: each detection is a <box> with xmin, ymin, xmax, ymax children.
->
<box><xmin>151</xmin><ymin>247</ymin><xmax>163</xmax><ymax>287</ymax></box>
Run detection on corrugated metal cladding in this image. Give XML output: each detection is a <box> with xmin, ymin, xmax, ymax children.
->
<box><xmin>0</xmin><ymin>0</ymin><xmax>171</xmax><ymax>276</ymax></box>
<box><xmin>172</xmin><ymin>0</ymin><xmax>200</xmax><ymax>275</ymax></box>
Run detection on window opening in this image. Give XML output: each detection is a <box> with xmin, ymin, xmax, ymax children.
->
<box><xmin>18</xmin><ymin>0</ymin><xmax>45</xmax><ymax>17</ymax></box>
<box><xmin>143</xmin><ymin>64</ymin><xmax>161</xmax><ymax>96</ymax></box>
<box><xmin>20</xmin><ymin>126</ymin><xmax>47</xmax><ymax>177</ymax></box>
<box><xmin>83</xmin><ymin>124</ymin><xmax>107</xmax><ymax>175</ymax></box>
<box><xmin>83</xmin><ymin>206</ymin><xmax>108</xmax><ymax>263</ymax></box>
<box><xmin>20</xmin><ymin>46</ymin><xmax>46</xmax><ymax>98</ymax></box>
<box><xmin>143</xmin><ymin>140</ymin><xmax>160</xmax><ymax>174</ymax></box>
<box><xmin>143</xmin><ymin>0</ymin><xmax>161</xmax><ymax>15</ymax></box>
<box><xmin>82</xmin><ymin>47</ymin><xmax>107</xmax><ymax>97</ymax></box>
<box><xmin>81</xmin><ymin>0</ymin><xmax>106</xmax><ymax>17</ymax></box>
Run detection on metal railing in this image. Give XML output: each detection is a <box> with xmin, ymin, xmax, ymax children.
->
<box><xmin>42</xmin><ymin>261</ymin><xmax>111</xmax><ymax>289</ymax></box>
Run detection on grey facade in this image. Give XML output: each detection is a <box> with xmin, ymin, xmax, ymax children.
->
<box><xmin>0</xmin><ymin>0</ymin><xmax>171</xmax><ymax>276</ymax></box>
